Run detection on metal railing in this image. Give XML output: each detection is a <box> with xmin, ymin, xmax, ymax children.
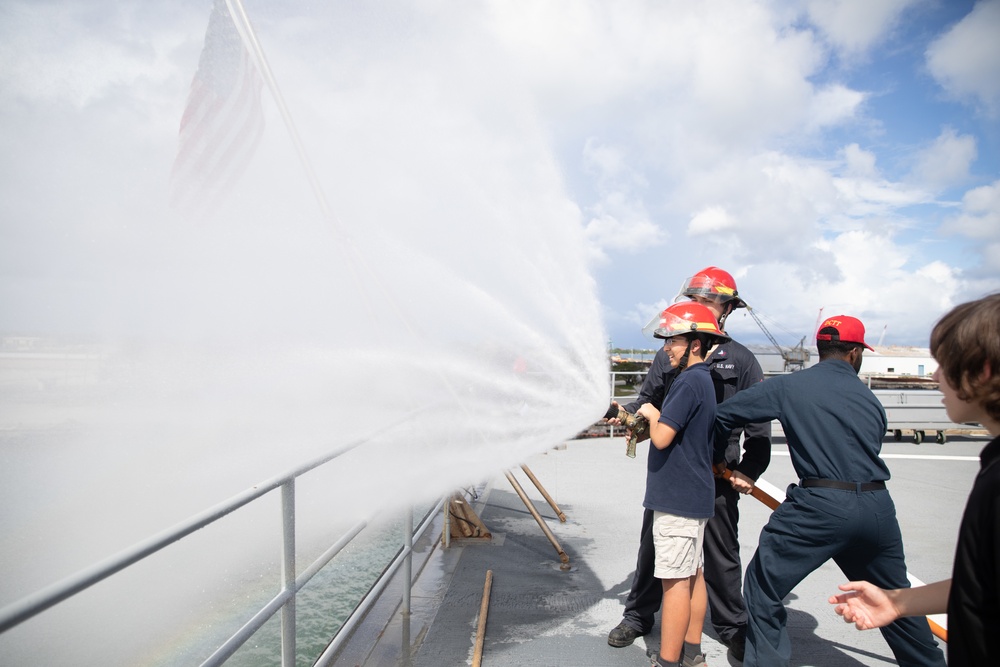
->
<box><xmin>0</xmin><ymin>411</ymin><xmax>448</xmax><ymax>666</ymax></box>
<box><xmin>313</xmin><ymin>503</ymin><xmax>443</xmax><ymax>666</ymax></box>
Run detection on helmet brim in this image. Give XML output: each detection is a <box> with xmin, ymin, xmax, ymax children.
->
<box><xmin>654</xmin><ymin>329</ymin><xmax>731</xmax><ymax>345</ymax></box>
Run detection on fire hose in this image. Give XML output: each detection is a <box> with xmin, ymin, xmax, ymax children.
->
<box><xmin>712</xmin><ymin>464</ymin><xmax>948</xmax><ymax>643</ymax></box>
<box><xmin>603</xmin><ymin>402</ymin><xmax>946</xmax><ymax>641</ymax></box>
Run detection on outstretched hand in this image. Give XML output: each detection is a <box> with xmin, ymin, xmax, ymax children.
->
<box><xmin>828</xmin><ymin>581</ymin><xmax>899</xmax><ymax>630</ymax></box>
<box><xmin>729</xmin><ymin>470</ymin><xmax>755</xmax><ymax>494</ymax></box>
<box><xmin>636</xmin><ymin>403</ymin><xmax>659</xmax><ymax>423</ymax></box>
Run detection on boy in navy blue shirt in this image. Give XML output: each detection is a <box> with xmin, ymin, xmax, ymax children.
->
<box><xmin>636</xmin><ymin>302</ymin><xmax>729</xmax><ymax>667</ymax></box>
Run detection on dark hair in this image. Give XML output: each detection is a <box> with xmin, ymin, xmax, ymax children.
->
<box><xmin>816</xmin><ymin>327</ymin><xmax>862</xmax><ymax>358</ymax></box>
<box><xmin>673</xmin><ymin>332</ymin><xmax>717</xmax><ymax>366</ymax></box>
<box><xmin>686</xmin><ymin>332</ymin><xmax>721</xmax><ymax>354</ymax></box>
<box><xmin>930</xmin><ymin>293</ymin><xmax>1000</xmax><ymax>422</ymax></box>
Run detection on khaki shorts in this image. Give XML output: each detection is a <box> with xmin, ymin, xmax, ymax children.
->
<box><xmin>652</xmin><ymin>511</ymin><xmax>707</xmax><ymax>580</ymax></box>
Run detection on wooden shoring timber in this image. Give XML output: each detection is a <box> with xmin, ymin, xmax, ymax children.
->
<box><xmin>519</xmin><ymin>464</ymin><xmax>567</xmax><ymax>522</ymax></box>
<box><xmin>504</xmin><ymin>470</ymin><xmax>571</xmax><ymax>570</ymax></box>
<box><xmin>471</xmin><ymin>570</ymin><xmax>493</xmax><ymax>667</ymax></box>
<box><xmin>446</xmin><ymin>493</ymin><xmax>492</xmax><ymax>541</ymax></box>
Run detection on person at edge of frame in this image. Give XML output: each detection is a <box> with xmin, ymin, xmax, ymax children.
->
<box><xmin>714</xmin><ymin>314</ymin><xmax>946</xmax><ymax>667</ymax></box>
<box><xmin>829</xmin><ymin>292</ymin><xmax>1000</xmax><ymax>667</ymax></box>
<box><xmin>606</xmin><ymin>266</ymin><xmax>771</xmax><ymax>662</ymax></box>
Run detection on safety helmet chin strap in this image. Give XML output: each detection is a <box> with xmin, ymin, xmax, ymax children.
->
<box><xmin>677</xmin><ymin>338</ymin><xmax>693</xmax><ymax>372</ymax></box>
<box><xmin>716</xmin><ymin>301</ymin><xmax>734</xmax><ymax>330</ymax></box>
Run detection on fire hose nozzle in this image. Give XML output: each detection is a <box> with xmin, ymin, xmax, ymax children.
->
<box><xmin>603</xmin><ymin>403</ymin><xmax>649</xmax><ymax>458</ymax></box>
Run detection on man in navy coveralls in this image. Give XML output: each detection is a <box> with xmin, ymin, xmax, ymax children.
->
<box><xmin>715</xmin><ymin>315</ymin><xmax>945</xmax><ymax>667</ymax></box>
<box><xmin>830</xmin><ymin>293</ymin><xmax>1000</xmax><ymax>666</ymax></box>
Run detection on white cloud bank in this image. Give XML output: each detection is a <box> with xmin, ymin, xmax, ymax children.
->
<box><xmin>805</xmin><ymin>0</ymin><xmax>920</xmax><ymax>58</ymax></box>
<box><xmin>926</xmin><ymin>0</ymin><xmax>1000</xmax><ymax>115</ymax></box>
<box><xmin>521</xmin><ymin>0</ymin><xmax>1000</xmax><ymax>347</ymax></box>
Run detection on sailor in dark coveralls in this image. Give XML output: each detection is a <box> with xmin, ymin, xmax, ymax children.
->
<box><xmin>830</xmin><ymin>293</ymin><xmax>1000</xmax><ymax>667</ymax></box>
<box><xmin>715</xmin><ymin>315</ymin><xmax>946</xmax><ymax>667</ymax></box>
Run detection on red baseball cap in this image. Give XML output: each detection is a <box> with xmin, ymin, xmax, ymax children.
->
<box><xmin>816</xmin><ymin>315</ymin><xmax>874</xmax><ymax>350</ymax></box>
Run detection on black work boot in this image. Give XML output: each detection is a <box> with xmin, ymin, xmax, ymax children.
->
<box><xmin>607</xmin><ymin>621</ymin><xmax>644</xmax><ymax>647</ymax></box>
<box><xmin>721</xmin><ymin>629</ymin><xmax>746</xmax><ymax>662</ymax></box>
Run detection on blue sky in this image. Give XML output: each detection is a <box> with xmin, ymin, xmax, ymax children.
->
<box><xmin>1</xmin><ymin>0</ymin><xmax>999</xmax><ymax>355</ymax></box>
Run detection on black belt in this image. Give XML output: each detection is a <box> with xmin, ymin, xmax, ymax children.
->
<box><xmin>800</xmin><ymin>479</ymin><xmax>886</xmax><ymax>492</ymax></box>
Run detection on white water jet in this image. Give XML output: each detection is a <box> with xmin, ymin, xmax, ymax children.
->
<box><xmin>0</xmin><ymin>2</ymin><xmax>608</xmax><ymax>663</ymax></box>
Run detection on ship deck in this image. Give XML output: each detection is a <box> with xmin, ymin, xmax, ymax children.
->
<box><xmin>338</xmin><ymin>431</ymin><xmax>986</xmax><ymax>666</ymax></box>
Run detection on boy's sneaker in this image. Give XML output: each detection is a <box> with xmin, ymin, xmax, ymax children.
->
<box><xmin>607</xmin><ymin>622</ymin><xmax>644</xmax><ymax>647</ymax></box>
<box><xmin>647</xmin><ymin>653</ymin><xmax>705</xmax><ymax>667</ymax></box>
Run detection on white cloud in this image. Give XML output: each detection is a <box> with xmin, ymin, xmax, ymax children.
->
<box><xmin>805</xmin><ymin>0</ymin><xmax>918</xmax><ymax>56</ymax></box>
<box><xmin>909</xmin><ymin>126</ymin><xmax>977</xmax><ymax>190</ymax></box>
<box><xmin>485</xmin><ymin>0</ymin><xmax>844</xmax><ymax>152</ymax></box>
<box><xmin>580</xmin><ymin>138</ymin><xmax>662</xmax><ymax>261</ymax></box>
<box><xmin>824</xmin><ymin>145</ymin><xmax>933</xmax><ymax>222</ymax></box>
<box><xmin>982</xmin><ymin>242</ymin><xmax>1000</xmax><ymax>273</ymax></box>
<box><xmin>804</xmin><ymin>84</ymin><xmax>867</xmax><ymax>130</ymax></box>
<box><xmin>926</xmin><ymin>0</ymin><xmax>1000</xmax><ymax>115</ymax></box>
<box><xmin>842</xmin><ymin>143</ymin><xmax>879</xmax><ymax>178</ymax></box>
<box><xmin>688</xmin><ymin>206</ymin><xmax>738</xmax><ymax>235</ymax></box>
<box><xmin>581</xmin><ymin>137</ymin><xmax>651</xmax><ymax>195</ymax></box>
<box><xmin>681</xmin><ymin>147</ymin><xmax>931</xmax><ymax>262</ymax></box>
<box><xmin>942</xmin><ymin>181</ymin><xmax>1000</xmax><ymax>272</ymax></box>
<box><xmin>832</xmin><ymin>175</ymin><xmax>932</xmax><ymax>216</ymax></box>
<box><xmin>0</xmin><ymin>3</ymin><xmax>190</xmax><ymax>108</ymax></box>
<box><xmin>724</xmin><ymin>231</ymin><xmax>963</xmax><ymax>347</ymax></box>
<box><xmin>583</xmin><ymin>209</ymin><xmax>665</xmax><ymax>263</ymax></box>
<box><xmin>944</xmin><ymin>180</ymin><xmax>1000</xmax><ymax>238</ymax></box>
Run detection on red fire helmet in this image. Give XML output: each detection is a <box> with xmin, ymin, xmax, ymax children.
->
<box><xmin>678</xmin><ymin>266</ymin><xmax>747</xmax><ymax>309</ymax></box>
<box><xmin>652</xmin><ymin>302</ymin><xmax>730</xmax><ymax>342</ymax></box>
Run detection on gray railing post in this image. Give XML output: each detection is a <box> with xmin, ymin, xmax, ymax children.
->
<box><xmin>281</xmin><ymin>480</ymin><xmax>296</xmax><ymax>667</ymax></box>
<box><xmin>403</xmin><ymin>507</ymin><xmax>413</xmax><ymax>616</ymax></box>
<box><xmin>609</xmin><ymin>371</ymin><xmax>616</xmax><ymax>438</ymax></box>
<box><xmin>443</xmin><ymin>501</ymin><xmax>451</xmax><ymax>548</ymax></box>
<box><xmin>402</xmin><ymin>506</ymin><xmax>414</xmax><ymax>658</ymax></box>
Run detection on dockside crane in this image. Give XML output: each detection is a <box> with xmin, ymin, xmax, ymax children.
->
<box><xmin>746</xmin><ymin>306</ymin><xmax>810</xmax><ymax>372</ymax></box>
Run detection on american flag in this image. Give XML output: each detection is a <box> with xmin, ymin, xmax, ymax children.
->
<box><xmin>170</xmin><ymin>0</ymin><xmax>265</xmax><ymax>216</ymax></box>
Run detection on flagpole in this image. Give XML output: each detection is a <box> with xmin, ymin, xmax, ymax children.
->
<box><xmin>224</xmin><ymin>0</ymin><xmax>336</xmax><ymax>227</ymax></box>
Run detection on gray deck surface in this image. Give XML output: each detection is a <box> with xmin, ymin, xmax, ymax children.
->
<box><xmin>345</xmin><ymin>430</ymin><xmax>987</xmax><ymax>666</ymax></box>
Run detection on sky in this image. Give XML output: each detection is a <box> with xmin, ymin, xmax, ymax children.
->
<box><xmin>555</xmin><ymin>0</ymin><xmax>1000</xmax><ymax>350</ymax></box>
<box><xmin>1</xmin><ymin>0</ymin><xmax>999</xmax><ymax>354</ymax></box>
